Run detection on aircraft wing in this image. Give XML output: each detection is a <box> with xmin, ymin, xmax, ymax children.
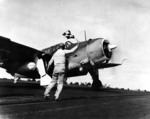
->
<box><xmin>0</xmin><ymin>36</ymin><xmax>47</xmax><ymax>73</ymax></box>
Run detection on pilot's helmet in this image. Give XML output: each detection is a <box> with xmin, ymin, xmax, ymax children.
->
<box><xmin>59</xmin><ymin>43</ymin><xmax>65</xmax><ymax>49</ymax></box>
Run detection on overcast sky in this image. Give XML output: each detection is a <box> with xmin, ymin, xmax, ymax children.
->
<box><xmin>0</xmin><ymin>0</ymin><xmax>150</xmax><ymax>90</ymax></box>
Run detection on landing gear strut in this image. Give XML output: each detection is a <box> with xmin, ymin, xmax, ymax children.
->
<box><xmin>14</xmin><ymin>77</ymin><xmax>20</xmax><ymax>83</ymax></box>
<box><xmin>89</xmin><ymin>68</ymin><xmax>102</xmax><ymax>90</ymax></box>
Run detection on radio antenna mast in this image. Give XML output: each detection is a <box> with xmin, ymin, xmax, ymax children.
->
<box><xmin>84</xmin><ymin>31</ymin><xmax>87</xmax><ymax>41</ymax></box>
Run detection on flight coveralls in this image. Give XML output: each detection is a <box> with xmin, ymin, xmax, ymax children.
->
<box><xmin>44</xmin><ymin>44</ymin><xmax>79</xmax><ymax>100</ymax></box>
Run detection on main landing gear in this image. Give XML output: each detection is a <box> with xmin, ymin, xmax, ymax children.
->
<box><xmin>89</xmin><ymin>68</ymin><xmax>102</xmax><ymax>90</ymax></box>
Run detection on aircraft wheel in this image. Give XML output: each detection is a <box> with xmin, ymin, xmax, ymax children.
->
<box><xmin>92</xmin><ymin>80</ymin><xmax>102</xmax><ymax>90</ymax></box>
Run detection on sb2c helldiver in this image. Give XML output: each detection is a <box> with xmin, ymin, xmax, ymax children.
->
<box><xmin>0</xmin><ymin>31</ymin><xmax>121</xmax><ymax>90</ymax></box>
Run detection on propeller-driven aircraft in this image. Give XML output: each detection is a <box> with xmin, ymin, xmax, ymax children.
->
<box><xmin>0</xmin><ymin>31</ymin><xmax>121</xmax><ymax>90</ymax></box>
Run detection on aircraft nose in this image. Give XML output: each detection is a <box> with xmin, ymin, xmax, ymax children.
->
<box><xmin>108</xmin><ymin>44</ymin><xmax>117</xmax><ymax>51</ymax></box>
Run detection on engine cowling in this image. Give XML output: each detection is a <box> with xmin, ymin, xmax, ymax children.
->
<box><xmin>86</xmin><ymin>38</ymin><xmax>116</xmax><ymax>64</ymax></box>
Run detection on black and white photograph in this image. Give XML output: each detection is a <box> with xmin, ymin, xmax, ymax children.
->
<box><xmin>0</xmin><ymin>0</ymin><xmax>150</xmax><ymax>118</ymax></box>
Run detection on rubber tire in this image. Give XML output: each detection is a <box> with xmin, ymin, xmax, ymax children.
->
<box><xmin>92</xmin><ymin>80</ymin><xmax>102</xmax><ymax>90</ymax></box>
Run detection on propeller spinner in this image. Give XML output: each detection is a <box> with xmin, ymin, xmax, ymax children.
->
<box><xmin>108</xmin><ymin>44</ymin><xmax>117</xmax><ymax>51</ymax></box>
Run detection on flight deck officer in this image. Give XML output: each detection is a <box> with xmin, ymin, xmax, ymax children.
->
<box><xmin>44</xmin><ymin>40</ymin><xmax>79</xmax><ymax>100</ymax></box>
